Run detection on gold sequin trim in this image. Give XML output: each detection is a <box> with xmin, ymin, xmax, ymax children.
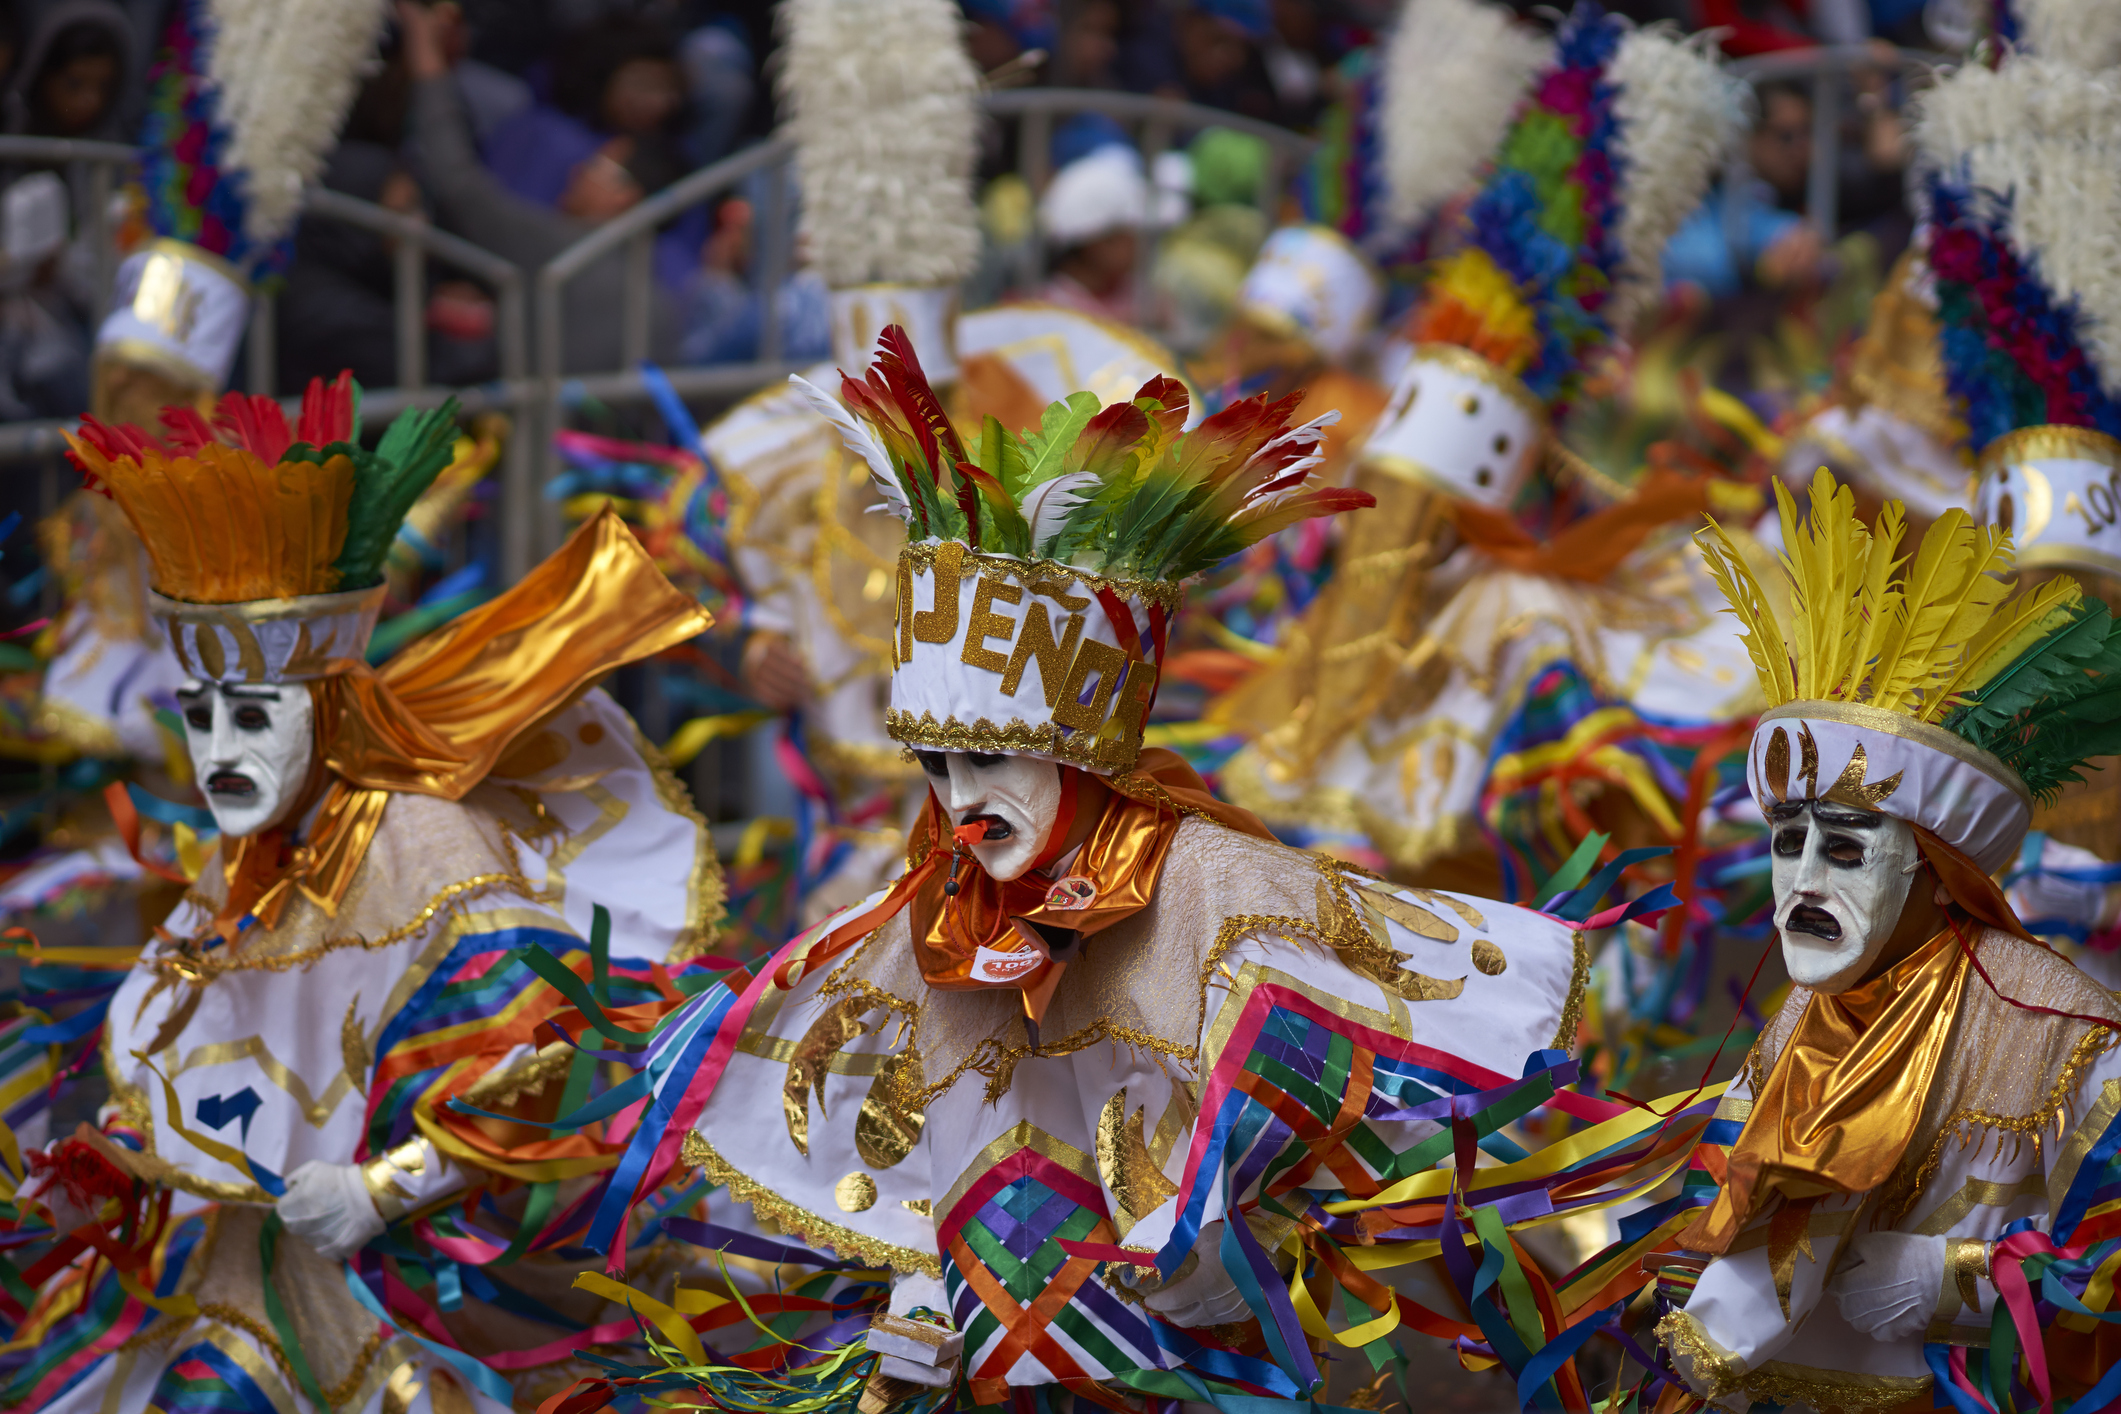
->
<box><xmin>148</xmin><ymin>867</ymin><xmax>536</xmax><ymax>982</ymax></box>
<box><xmin>678</xmin><ymin>1128</ymin><xmax>939</xmax><ymax>1275</ymax></box>
<box><xmin>1655</xmin><ymin>1309</ymin><xmax>1745</xmax><ymax>1401</ymax></box>
<box><xmin>1552</xmin><ymin>928</ymin><xmax>1590</xmax><ymax>1053</ymax></box>
<box><xmin>898</xmin><ymin>542</ymin><xmax>1185</xmax><ymax>612</ymax></box>
<box><xmin>885</xmin><ymin>709</ymin><xmax>1141</xmax><ymax>773</ymax></box>
<box><xmin>1741</xmin><ymin>1361</ymin><xmax>1932</xmax><ymax>1414</ymax></box>
<box><xmin>1879</xmin><ymin>1024</ymin><xmax>2121</xmax><ymax>1224</ymax></box>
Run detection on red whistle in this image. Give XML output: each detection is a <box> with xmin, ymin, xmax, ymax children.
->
<box><xmin>952</xmin><ymin>822</ymin><xmax>991</xmax><ymax>849</ymax></box>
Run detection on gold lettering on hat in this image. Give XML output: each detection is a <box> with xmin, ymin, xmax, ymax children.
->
<box><xmin>1764</xmin><ymin>726</ymin><xmax>1790</xmax><ymax>800</ymax></box>
<box><xmin>895</xmin><ymin>557</ymin><xmax>915</xmax><ymax>664</ymax></box>
<box><xmin>1052</xmin><ymin>638</ymin><xmax>1127</xmax><ymax>731</ymax></box>
<box><xmin>1824</xmin><ymin>742</ymin><xmax>1903</xmax><ymax>810</ymax></box>
<box><xmin>1001</xmin><ymin>605</ymin><xmax>1085</xmax><ymax>705</ymax></box>
<box><xmin>911</xmin><ymin>542</ymin><xmax>964</xmax><ymax>644</ymax></box>
<box><xmin>960</xmin><ymin>574</ymin><xmax>1022</xmax><ymax>673</ymax></box>
<box><xmin>1106</xmin><ymin>658</ymin><xmax>1158</xmax><ymax>748</ymax></box>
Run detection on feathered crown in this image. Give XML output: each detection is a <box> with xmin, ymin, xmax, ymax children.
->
<box><xmin>1915</xmin><ymin>55</ymin><xmax>2121</xmax><ymax>574</ymax></box>
<box><xmin>64</xmin><ymin>373</ymin><xmax>460</xmax><ymax>681</ymax></box>
<box><xmin>799</xmin><ymin>327</ymin><xmax>1375</xmax><ymax>771</ymax></box>
<box><xmin>1702</xmin><ymin>468</ymin><xmax>2121</xmax><ymax>869</ymax></box>
<box><xmin>1363</xmin><ymin>5</ymin><xmax>1739</xmax><ymax>509</ymax></box>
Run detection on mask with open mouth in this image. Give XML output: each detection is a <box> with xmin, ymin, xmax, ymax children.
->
<box><xmin>177</xmin><ymin>679</ymin><xmax>316</xmax><ymax>838</ymax></box>
<box><xmin>1768</xmin><ymin>798</ymin><xmax>1920</xmax><ymax>993</ymax></box>
<box><xmin>913</xmin><ymin>750</ymin><xmax>1062</xmax><ymax>882</ymax></box>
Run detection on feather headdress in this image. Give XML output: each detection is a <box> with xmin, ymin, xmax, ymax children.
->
<box><xmin>1914</xmin><ymin>55</ymin><xmax>2121</xmax><ymax>441</ymax></box>
<box><xmin>1407</xmin><ymin>5</ymin><xmax>1739</xmax><ymax>404</ymax></box>
<box><xmin>797</xmin><ymin>327</ymin><xmax>1373</xmax><ymax>584</ymax></box>
<box><xmin>1703</xmin><ymin>467</ymin><xmax>2121</xmax><ymax>805</ymax></box>
<box><xmin>1379</xmin><ymin>0</ymin><xmax>1551</xmax><ymax>233</ymax></box>
<box><xmin>805</xmin><ymin>327</ymin><xmax>1377</xmax><ymax>773</ymax></box>
<box><xmin>777</xmin><ymin>0</ymin><xmax>981</xmax><ymax>289</ymax></box>
<box><xmin>67</xmin><ymin>372</ymin><xmax>461</xmax><ymax>606</ymax></box>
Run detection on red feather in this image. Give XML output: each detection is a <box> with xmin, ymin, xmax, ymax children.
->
<box><xmin>211</xmin><ymin>391</ymin><xmax>292</xmax><ymax>463</ymax></box>
<box><xmin>157</xmin><ymin>405</ymin><xmax>218</xmax><ymax>454</ymax></box>
<box><xmin>1229</xmin><ymin>485</ymin><xmax>1377</xmax><ymax>542</ymax></box>
<box><xmin>1130</xmin><ymin>374</ymin><xmax>1191</xmax><ymax>436</ymax></box>
<box><xmin>1069</xmin><ymin>400</ymin><xmax>1151</xmax><ymax>480</ymax></box>
<box><xmin>873</xmin><ymin>325</ymin><xmax>967</xmax><ymax>479</ymax></box>
<box><xmin>296</xmin><ymin>370</ymin><xmax>355</xmax><ymax>447</ymax></box>
<box><xmin>26</xmin><ymin>1136</ymin><xmax>133</xmax><ymax>1213</ymax></box>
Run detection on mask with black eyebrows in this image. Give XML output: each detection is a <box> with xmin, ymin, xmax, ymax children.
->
<box><xmin>176</xmin><ymin>678</ymin><xmax>317</xmax><ymax>837</ymax></box>
<box><xmin>1768</xmin><ymin>799</ymin><xmax>1922</xmax><ymax>993</ymax></box>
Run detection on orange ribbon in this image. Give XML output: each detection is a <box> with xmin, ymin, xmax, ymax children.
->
<box><xmin>1450</xmin><ymin>467</ymin><xmax>1715</xmax><ymax>583</ymax></box>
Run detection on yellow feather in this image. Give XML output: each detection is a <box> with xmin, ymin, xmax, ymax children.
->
<box><xmin>1846</xmin><ymin>500</ymin><xmax>1906</xmax><ymax>702</ymax></box>
<box><xmin>1869</xmin><ymin>508</ymin><xmax>1977</xmax><ymax>711</ymax></box>
<box><xmin>1697</xmin><ymin>517</ymin><xmax>1795</xmax><ymax>706</ymax></box>
<box><xmin>1921</xmin><ymin>576</ymin><xmax>2083</xmax><ymax>719</ymax></box>
<box><xmin>1911</xmin><ymin>523</ymin><xmax>2015</xmax><ymax>717</ymax></box>
<box><xmin>1785</xmin><ymin>470</ymin><xmax>1866</xmax><ymax>699</ymax></box>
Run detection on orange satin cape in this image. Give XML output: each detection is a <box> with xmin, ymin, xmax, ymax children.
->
<box><xmin>211</xmin><ymin>508</ymin><xmax>711</xmax><ymax>936</ymax></box>
<box><xmin>1449</xmin><ymin>466</ymin><xmax>1719</xmax><ymax>583</ymax></box>
<box><xmin>776</xmin><ymin>748</ymin><xmax>1276</xmax><ymax>1013</ymax></box>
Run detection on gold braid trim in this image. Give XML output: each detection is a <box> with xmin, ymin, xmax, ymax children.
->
<box><xmin>898</xmin><ymin>542</ymin><xmax>1185</xmax><ymax>612</ymax></box>
<box><xmin>678</xmin><ymin>1128</ymin><xmax>940</xmax><ymax>1276</ymax></box>
<box><xmin>164</xmin><ymin>1304</ymin><xmax>398</xmax><ymax>1408</ymax></box>
<box><xmin>1876</xmin><ymin>1024</ymin><xmax>2121</xmax><ymax>1226</ymax></box>
<box><xmin>885</xmin><ymin>710</ymin><xmax>1142</xmax><ymax>773</ymax></box>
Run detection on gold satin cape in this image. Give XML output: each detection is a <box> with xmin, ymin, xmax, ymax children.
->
<box><xmin>213</xmin><ymin>508</ymin><xmax>712</xmax><ymax>934</ymax></box>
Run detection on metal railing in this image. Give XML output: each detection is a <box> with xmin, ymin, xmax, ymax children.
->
<box><xmin>0</xmin><ymin>54</ymin><xmax>1951</xmax><ymax>533</ymax></box>
<box><xmin>1725</xmin><ymin>44</ymin><xmax>1946</xmax><ymax>253</ymax></box>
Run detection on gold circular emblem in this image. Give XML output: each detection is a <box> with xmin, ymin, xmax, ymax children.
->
<box><xmin>835</xmin><ymin>1172</ymin><xmax>879</xmax><ymax>1212</ymax></box>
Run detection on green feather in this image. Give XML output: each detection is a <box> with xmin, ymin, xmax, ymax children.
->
<box><xmin>1942</xmin><ymin>600</ymin><xmax>2121</xmax><ymax>800</ymax></box>
<box><xmin>331</xmin><ymin>399</ymin><xmax>462</xmax><ymax>588</ymax></box>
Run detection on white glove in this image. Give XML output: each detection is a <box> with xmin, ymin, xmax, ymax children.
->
<box><xmin>871</xmin><ymin>1273</ymin><xmax>959</xmax><ymax>1389</ymax></box>
<box><xmin>1142</xmin><ymin>1220</ymin><xmax>1252</xmax><ymax>1329</ymax></box>
<box><xmin>277</xmin><ymin>1160</ymin><xmax>387</xmax><ymax>1261</ymax></box>
<box><xmin>1830</xmin><ymin>1231</ymin><xmax>1945</xmax><ymax>1342</ymax></box>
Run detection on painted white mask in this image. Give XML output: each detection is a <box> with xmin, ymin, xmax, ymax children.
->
<box><xmin>1768</xmin><ymin>800</ymin><xmax>1920</xmax><ymax>993</ymax></box>
<box><xmin>914</xmin><ymin>750</ymin><xmax>1063</xmax><ymax>882</ymax></box>
<box><xmin>177</xmin><ymin>679</ymin><xmax>316</xmax><ymax>838</ymax></box>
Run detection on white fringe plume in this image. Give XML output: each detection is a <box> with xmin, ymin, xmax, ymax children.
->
<box><xmin>778</xmin><ymin>0</ymin><xmax>981</xmax><ymax>289</ymax></box>
<box><xmin>208</xmin><ymin>0</ymin><xmax>391</xmax><ymax>249</ymax></box>
<box><xmin>1380</xmin><ymin>0</ymin><xmax>1549</xmax><ymax>232</ymax></box>
<box><xmin>2016</xmin><ymin>0</ymin><xmax>2121</xmax><ymax>74</ymax></box>
<box><xmin>1608</xmin><ymin>26</ymin><xmax>1744</xmax><ymax>325</ymax></box>
<box><xmin>1914</xmin><ymin>57</ymin><xmax>2121</xmax><ymax>395</ymax></box>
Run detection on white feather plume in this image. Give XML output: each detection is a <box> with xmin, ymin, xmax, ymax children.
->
<box><xmin>1241</xmin><ymin>410</ymin><xmax>1341</xmax><ymax>500</ymax></box>
<box><xmin>777</xmin><ymin>0</ymin><xmax>981</xmax><ymax>288</ymax></box>
<box><xmin>2016</xmin><ymin>0</ymin><xmax>2121</xmax><ymax>73</ymax></box>
<box><xmin>209</xmin><ymin>0</ymin><xmax>392</xmax><ymax>248</ymax></box>
<box><xmin>1380</xmin><ymin>0</ymin><xmax>1550</xmax><ymax>232</ymax></box>
<box><xmin>1021</xmin><ymin>472</ymin><xmax>1099</xmax><ymax>551</ymax></box>
<box><xmin>1608</xmin><ymin>26</ymin><xmax>1746</xmax><ymax>325</ymax></box>
<box><xmin>788</xmin><ymin>375</ymin><xmax>912</xmax><ymax>521</ymax></box>
<box><xmin>1914</xmin><ymin>57</ymin><xmax>2121</xmax><ymax>395</ymax></box>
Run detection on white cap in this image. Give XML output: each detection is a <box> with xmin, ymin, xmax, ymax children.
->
<box><xmin>1359</xmin><ymin>344</ymin><xmax>1543</xmax><ymax>509</ymax></box>
<box><xmin>1040</xmin><ymin>146</ymin><xmax>1149</xmax><ymax>249</ymax></box>
<box><xmin>1237</xmin><ymin>225</ymin><xmax>1382</xmax><ymax>365</ymax></box>
<box><xmin>94</xmin><ymin>240</ymin><xmax>250</xmax><ymax>392</ymax></box>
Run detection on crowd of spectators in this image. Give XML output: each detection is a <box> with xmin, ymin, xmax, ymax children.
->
<box><xmin>0</xmin><ymin>0</ymin><xmax>1977</xmax><ymax>416</ymax></box>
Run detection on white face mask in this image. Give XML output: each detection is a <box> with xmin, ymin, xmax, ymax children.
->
<box><xmin>914</xmin><ymin>750</ymin><xmax>1063</xmax><ymax>882</ymax></box>
<box><xmin>178</xmin><ymin>680</ymin><xmax>316</xmax><ymax>838</ymax></box>
<box><xmin>1769</xmin><ymin>800</ymin><xmax>1920</xmax><ymax>993</ymax></box>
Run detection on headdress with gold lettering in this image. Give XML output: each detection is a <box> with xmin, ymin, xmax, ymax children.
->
<box><xmin>1362</xmin><ymin>7</ymin><xmax>1740</xmax><ymax>509</ymax></box>
<box><xmin>1705</xmin><ymin>467</ymin><xmax>2121</xmax><ymax>876</ymax></box>
<box><xmin>1916</xmin><ymin>53</ymin><xmax>2121</xmax><ymax>576</ymax></box>
<box><xmin>799</xmin><ymin>326</ymin><xmax>1374</xmax><ymax>774</ymax></box>
<box><xmin>65</xmin><ymin>373</ymin><xmax>459</xmax><ymax>682</ymax></box>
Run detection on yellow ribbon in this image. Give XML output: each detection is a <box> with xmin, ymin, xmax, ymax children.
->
<box><xmin>573</xmin><ymin>1270</ymin><xmax>718</xmax><ymax>1364</ymax></box>
<box><xmin>664</xmin><ymin>711</ymin><xmax>774</xmax><ymax>768</ymax></box>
